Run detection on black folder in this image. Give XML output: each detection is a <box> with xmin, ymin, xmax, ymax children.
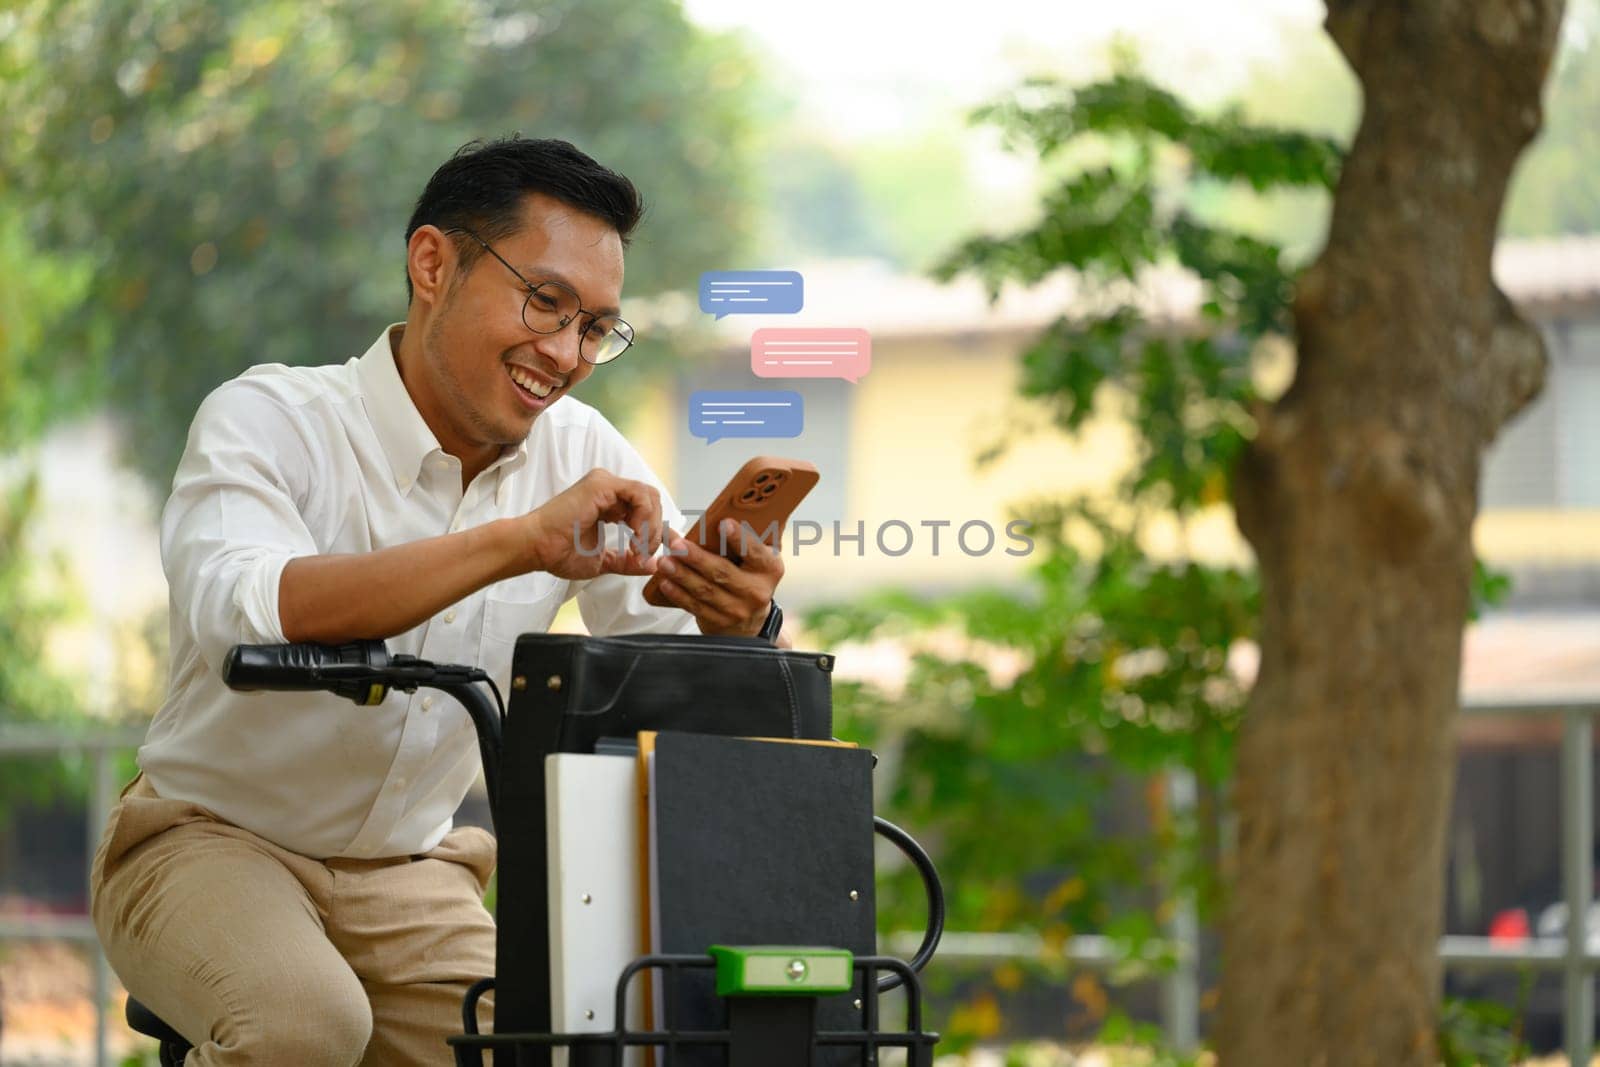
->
<box><xmin>648</xmin><ymin>731</ymin><xmax>877</xmax><ymax>1065</ymax></box>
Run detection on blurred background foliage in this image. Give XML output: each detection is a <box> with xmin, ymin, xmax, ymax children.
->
<box><xmin>805</xmin><ymin>64</ymin><xmax>1334</xmax><ymax>1045</ymax></box>
<box><xmin>2</xmin><ymin>0</ymin><xmax>1598</xmax><ymax>1055</ymax></box>
<box><xmin>0</xmin><ymin>0</ymin><xmax>766</xmax><ymax>487</ymax></box>
<box><xmin>0</xmin><ymin>202</ymin><xmax>125</xmax><ymax>825</ymax></box>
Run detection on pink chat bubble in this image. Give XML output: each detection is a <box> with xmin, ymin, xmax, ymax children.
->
<box><xmin>750</xmin><ymin>327</ymin><xmax>872</xmax><ymax>384</ymax></box>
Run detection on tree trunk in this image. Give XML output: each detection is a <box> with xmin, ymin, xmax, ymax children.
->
<box><xmin>1219</xmin><ymin>3</ymin><xmax>1564</xmax><ymax>1064</ymax></box>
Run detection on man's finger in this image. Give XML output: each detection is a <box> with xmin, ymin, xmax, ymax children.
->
<box><xmin>595</xmin><ymin>479</ymin><xmax>657</xmax><ymax>521</ymax></box>
<box><xmin>595</xmin><ymin>479</ymin><xmax>663</xmax><ymax>554</ymax></box>
<box><xmin>658</xmin><ymin>556</ymin><xmax>743</xmax><ymax>615</ymax></box>
<box><xmin>670</xmin><ymin>535</ymin><xmax>743</xmax><ymax>586</ymax></box>
<box><xmin>600</xmin><ymin>546</ymin><xmax>658</xmax><ymax>577</ymax></box>
<box><xmin>655</xmin><ymin>576</ymin><xmax>740</xmax><ymax>629</ymax></box>
<box><xmin>638</xmin><ymin>508</ymin><xmax>664</xmax><ymax>557</ymax></box>
<box><xmin>625</xmin><ymin>483</ymin><xmax>663</xmax><ymax>552</ymax></box>
<box><xmin>701</xmin><ymin>520</ymin><xmax>783</xmax><ymax>579</ymax></box>
<box><xmin>722</xmin><ymin>519</ymin><xmax>784</xmax><ymax>575</ymax></box>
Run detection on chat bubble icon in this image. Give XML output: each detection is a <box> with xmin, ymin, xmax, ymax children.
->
<box><xmin>689</xmin><ymin>390</ymin><xmax>804</xmax><ymax>444</ymax></box>
<box><xmin>751</xmin><ymin>327</ymin><xmax>872</xmax><ymax>384</ymax></box>
<box><xmin>698</xmin><ymin>270</ymin><xmax>804</xmax><ymax>319</ymax></box>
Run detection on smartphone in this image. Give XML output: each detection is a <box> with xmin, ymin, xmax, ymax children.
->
<box><xmin>642</xmin><ymin>456</ymin><xmax>819</xmax><ymax>608</ymax></box>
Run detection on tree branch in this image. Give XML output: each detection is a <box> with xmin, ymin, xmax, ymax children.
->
<box><xmin>1481</xmin><ymin>284</ymin><xmax>1549</xmax><ymax>440</ymax></box>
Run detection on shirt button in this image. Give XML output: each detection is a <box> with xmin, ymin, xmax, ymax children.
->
<box><xmin>443</xmin><ymin>609</ymin><xmax>457</xmax><ymax>624</ymax></box>
<box><xmin>421</xmin><ymin>696</ymin><xmax>434</xmax><ymax>711</ymax></box>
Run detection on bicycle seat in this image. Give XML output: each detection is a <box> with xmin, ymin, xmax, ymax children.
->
<box><xmin>125</xmin><ymin>997</ymin><xmax>189</xmax><ymax>1047</ymax></box>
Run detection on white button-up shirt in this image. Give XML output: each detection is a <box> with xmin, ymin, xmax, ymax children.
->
<box><xmin>140</xmin><ymin>325</ymin><xmax>697</xmax><ymax>859</ymax></box>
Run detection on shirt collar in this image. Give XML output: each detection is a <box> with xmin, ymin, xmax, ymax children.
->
<box><xmin>355</xmin><ymin>323</ymin><xmax>529</xmax><ymax>494</ymax></box>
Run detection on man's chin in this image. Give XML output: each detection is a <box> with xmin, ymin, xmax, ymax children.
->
<box><xmin>494</xmin><ymin>409</ymin><xmax>541</xmax><ymax>444</ymax></box>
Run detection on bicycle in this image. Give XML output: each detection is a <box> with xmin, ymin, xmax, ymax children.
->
<box><xmin>123</xmin><ymin>639</ymin><xmax>943</xmax><ymax>1066</ymax></box>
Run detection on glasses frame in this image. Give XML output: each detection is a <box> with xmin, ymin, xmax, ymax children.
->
<box><xmin>444</xmin><ymin>226</ymin><xmax>635</xmax><ymax>365</ymax></box>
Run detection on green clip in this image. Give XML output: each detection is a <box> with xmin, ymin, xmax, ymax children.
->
<box><xmin>708</xmin><ymin>945</ymin><xmax>854</xmax><ymax>997</ymax></box>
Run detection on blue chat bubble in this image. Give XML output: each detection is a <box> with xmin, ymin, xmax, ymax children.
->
<box><xmin>689</xmin><ymin>390</ymin><xmax>804</xmax><ymax>444</ymax></box>
<box><xmin>698</xmin><ymin>270</ymin><xmax>804</xmax><ymax>320</ymax></box>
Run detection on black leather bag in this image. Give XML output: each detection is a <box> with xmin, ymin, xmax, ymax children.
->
<box><xmin>493</xmin><ymin>631</ymin><xmax>838</xmax><ymax>1042</ymax></box>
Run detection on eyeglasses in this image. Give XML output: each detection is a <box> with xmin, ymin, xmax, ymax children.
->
<box><xmin>445</xmin><ymin>227</ymin><xmax>636</xmax><ymax>365</ymax></box>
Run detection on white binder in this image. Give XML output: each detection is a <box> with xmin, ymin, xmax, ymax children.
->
<box><xmin>545</xmin><ymin>752</ymin><xmax>643</xmax><ymax>1067</ymax></box>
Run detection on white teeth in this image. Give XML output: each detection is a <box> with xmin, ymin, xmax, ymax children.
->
<box><xmin>508</xmin><ymin>366</ymin><xmax>555</xmax><ymax>398</ymax></box>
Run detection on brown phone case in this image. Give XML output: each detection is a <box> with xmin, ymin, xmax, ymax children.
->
<box><xmin>642</xmin><ymin>456</ymin><xmax>820</xmax><ymax>608</ymax></box>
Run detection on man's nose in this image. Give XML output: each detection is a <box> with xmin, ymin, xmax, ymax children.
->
<box><xmin>532</xmin><ymin>319</ymin><xmax>584</xmax><ymax>373</ymax></box>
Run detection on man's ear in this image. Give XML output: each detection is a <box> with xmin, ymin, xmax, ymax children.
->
<box><xmin>407</xmin><ymin>225</ymin><xmax>455</xmax><ymax>308</ymax></box>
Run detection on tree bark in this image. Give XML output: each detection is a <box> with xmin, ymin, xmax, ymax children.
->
<box><xmin>1219</xmin><ymin>3</ymin><xmax>1564</xmax><ymax>1064</ymax></box>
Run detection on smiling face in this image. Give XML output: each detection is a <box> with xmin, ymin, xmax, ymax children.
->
<box><xmin>399</xmin><ymin>192</ymin><xmax>625</xmax><ymax>477</ymax></box>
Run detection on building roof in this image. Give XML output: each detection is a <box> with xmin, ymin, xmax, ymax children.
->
<box><xmin>1461</xmin><ymin>611</ymin><xmax>1600</xmax><ymax>706</ymax></box>
<box><xmin>1493</xmin><ymin>234</ymin><xmax>1600</xmax><ymax>313</ymax></box>
<box><xmin>636</xmin><ymin>234</ymin><xmax>1600</xmax><ymax>341</ymax></box>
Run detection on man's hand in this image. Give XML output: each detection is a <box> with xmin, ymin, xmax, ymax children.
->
<box><xmin>517</xmin><ymin>469</ymin><xmax>664</xmax><ymax>581</ymax></box>
<box><xmin>652</xmin><ymin>518</ymin><xmax>785</xmax><ymax>637</ymax></box>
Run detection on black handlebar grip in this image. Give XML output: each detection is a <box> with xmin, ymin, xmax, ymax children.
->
<box><xmin>222</xmin><ymin>641</ymin><xmax>389</xmax><ymax>693</ymax></box>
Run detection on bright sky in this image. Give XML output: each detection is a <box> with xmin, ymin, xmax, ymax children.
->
<box><xmin>681</xmin><ymin>0</ymin><xmax>1325</xmax><ymax>138</ymax></box>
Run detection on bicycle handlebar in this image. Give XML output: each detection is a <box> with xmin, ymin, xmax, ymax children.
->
<box><xmin>224</xmin><ymin>641</ymin><xmax>394</xmax><ymax>703</ymax></box>
<box><xmin>222</xmin><ymin>641</ymin><xmax>505</xmax><ymax>834</ymax></box>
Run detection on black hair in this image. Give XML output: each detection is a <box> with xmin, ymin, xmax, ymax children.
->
<box><xmin>403</xmin><ymin>136</ymin><xmax>644</xmax><ymax>302</ymax></box>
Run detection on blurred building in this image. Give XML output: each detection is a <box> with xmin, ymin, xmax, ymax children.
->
<box><xmin>627</xmin><ymin>236</ymin><xmax>1600</xmax><ymax>620</ymax></box>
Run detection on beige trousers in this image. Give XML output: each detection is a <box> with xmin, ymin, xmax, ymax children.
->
<box><xmin>90</xmin><ymin>775</ymin><xmax>496</xmax><ymax>1066</ymax></box>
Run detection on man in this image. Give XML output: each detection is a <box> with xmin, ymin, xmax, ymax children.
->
<box><xmin>91</xmin><ymin>137</ymin><xmax>788</xmax><ymax>1065</ymax></box>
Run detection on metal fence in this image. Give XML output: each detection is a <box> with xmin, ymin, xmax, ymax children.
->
<box><xmin>0</xmin><ymin>700</ymin><xmax>1593</xmax><ymax>1065</ymax></box>
<box><xmin>1442</xmin><ymin>698</ymin><xmax>1598</xmax><ymax>1067</ymax></box>
<box><xmin>0</xmin><ymin>726</ymin><xmax>142</xmax><ymax>1067</ymax></box>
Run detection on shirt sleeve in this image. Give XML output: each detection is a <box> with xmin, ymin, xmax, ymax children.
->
<box><xmin>160</xmin><ymin>380</ymin><xmax>321</xmax><ymax>673</ymax></box>
<box><xmin>568</xmin><ymin>408</ymin><xmax>701</xmax><ymax>638</ymax></box>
